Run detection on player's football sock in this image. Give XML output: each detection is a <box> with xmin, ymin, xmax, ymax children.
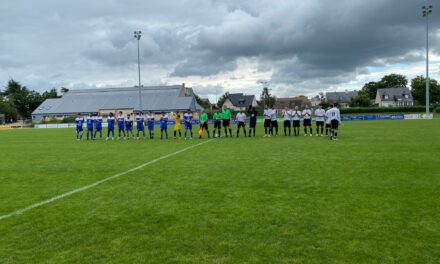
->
<box><xmin>229</xmin><ymin>129</ymin><xmax>232</xmax><ymax>137</ymax></box>
<box><xmin>310</xmin><ymin>128</ymin><xmax>313</xmax><ymax>134</ymax></box>
<box><xmin>207</xmin><ymin>131</ymin><xmax>210</xmax><ymax>138</ymax></box>
<box><xmin>244</xmin><ymin>130</ymin><xmax>246</xmax><ymax>137</ymax></box>
<box><xmin>284</xmin><ymin>128</ymin><xmax>287</xmax><ymax>136</ymax></box>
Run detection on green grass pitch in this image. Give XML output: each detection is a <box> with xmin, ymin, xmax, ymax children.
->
<box><xmin>0</xmin><ymin>120</ymin><xmax>439</xmax><ymax>263</ymax></box>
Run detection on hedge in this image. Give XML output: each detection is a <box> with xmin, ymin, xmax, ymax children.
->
<box><xmin>340</xmin><ymin>106</ymin><xmax>435</xmax><ymax>114</ymax></box>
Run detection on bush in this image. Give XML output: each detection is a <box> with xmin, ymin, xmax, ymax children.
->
<box><xmin>62</xmin><ymin>116</ymin><xmax>76</xmax><ymax>123</ymax></box>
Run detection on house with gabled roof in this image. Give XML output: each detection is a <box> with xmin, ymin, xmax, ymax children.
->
<box><xmin>375</xmin><ymin>87</ymin><xmax>413</xmax><ymax>107</ymax></box>
<box><xmin>221</xmin><ymin>93</ymin><xmax>257</xmax><ymax>111</ymax></box>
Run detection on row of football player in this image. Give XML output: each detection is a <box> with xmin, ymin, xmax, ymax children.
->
<box><xmin>74</xmin><ymin>104</ymin><xmax>341</xmax><ymax>141</ymax></box>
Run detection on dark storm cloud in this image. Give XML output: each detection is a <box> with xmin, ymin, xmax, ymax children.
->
<box><xmin>0</xmin><ymin>0</ymin><xmax>438</xmax><ymax>93</ymax></box>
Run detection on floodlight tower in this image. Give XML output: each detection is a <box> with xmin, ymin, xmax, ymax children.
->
<box><xmin>422</xmin><ymin>5</ymin><xmax>433</xmax><ymax>118</ymax></box>
<box><xmin>134</xmin><ymin>31</ymin><xmax>142</xmax><ymax>112</ymax></box>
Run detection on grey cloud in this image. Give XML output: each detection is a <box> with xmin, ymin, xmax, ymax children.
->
<box><xmin>1</xmin><ymin>0</ymin><xmax>439</xmax><ymax>94</ymax></box>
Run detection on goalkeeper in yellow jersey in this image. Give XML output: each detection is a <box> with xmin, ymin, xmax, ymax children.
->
<box><xmin>173</xmin><ymin>112</ymin><xmax>182</xmax><ymax>139</ymax></box>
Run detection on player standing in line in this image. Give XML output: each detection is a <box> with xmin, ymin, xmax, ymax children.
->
<box><xmin>160</xmin><ymin>112</ymin><xmax>169</xmax><ymax>140</ymax></box>
<box><xmin>106</xmin><ymin>112</ymin><xmax>115</xmax><ymax>140</ymax></box>
<box><xmin>199</xmin><ymin>110</ymin><xmax>210</xmax><ymax>139</ymax></box>
<box><xmin>314</xmin><ymin>105</ymin><xmax>326</xmax><ymax>137</ymax></box>
<box><xmin>282</xmin><ymin>106</ymin><xmax>292</xmax><ymax>136</ymax></box>
<box><xmin>302</xmin><ymin>105</ymin><xmax>313</xmax><ymax>137</ymax></box>
<box><xmin>248</xmin><ymin>107</ymin><xmax>257</xmax><ymax>137</ymax></box>
<box><xmin>235</xmin><ymin>110</ymin><xmax>247</xmax><ymax>137</ymax></box>
<box><xmin>222</xmin><ymin>107</ymin><xmax>233</xmax><ymax>138</ymax></box>
<box><xmin>291</xmin><ymin>106</ymin><xmax>301</xmax><ymax>136</ymax></box>
<box><xmin>75</xmin><ymin>113</ymin><xmax>84</xmax><ymax>141</ymax></box>
<box><xmin>94</xmin><ymin>113</ymin><xmax>103</xmax><ymax>140</ymax></box>
<box><xmin>147</xmin><ymin>111</ymin><xmax>155</xmax><ymax>139</ymax></box>
<box><xmin>327</xmin><ymin>104</ymin><xmax>341</xmax><ymax>140</ymax></box>
<box><xmin>270</xmin><ymin>106</ymin><xmax>278</xmax><ymax>136</ymax></box>
<box><xmin>173</xmin><ymin>112</ymin><xmax>182</xmax><ymax>139</ymax></box>
<box><xmin>86</xmin><ymin>113</ymin><xmax>94</xmax><ymax>140</ymax></box>
<box><xmin>263</xmin><ymin>106</ymin><xmax>272</xmax><ymax>137</ymax></box>
<box><xmin>325</xmin><ymin>107</ymin><xmax>331</xmax><ymax>136</ymax></box>
<box><xmin>183</xmin><ymin>110</ymin><xmax>193</xmax><ymax>140</ymax></box>
<box><xmin>136</xmin><ymin>112</ymin><xmax>146</xmax><ymax>139</ymax></box>
<box><xmin>125</xmin><ymin>114</ymin><xmax>134</xmax><ymax>139</ymax></box>
<box><xmin>117</xmin><ymin>111</ymin><xmax>126</xmax><ymax>140</ymax></box>
<box><xmin>212</xmin><ymin>109</ymin><xmax>222</xmax><ymax>138</ymax></box>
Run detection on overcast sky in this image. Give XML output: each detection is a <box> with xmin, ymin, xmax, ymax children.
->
<box><xmin>1</xmin><ymin>0</ymin><xmax>439</xmax><ymax>101</ymax></box>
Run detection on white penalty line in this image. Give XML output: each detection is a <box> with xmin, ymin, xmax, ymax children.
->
<box><xmin>0</xmin><ymin>139</ymin><xmax>213</xmax><ymax>221</ymax></box>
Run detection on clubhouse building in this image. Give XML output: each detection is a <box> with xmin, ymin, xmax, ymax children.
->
<box><xmin>32</xmin><ymin>84</ymin><xmax>202</xmax><ymax>122</ymax></box>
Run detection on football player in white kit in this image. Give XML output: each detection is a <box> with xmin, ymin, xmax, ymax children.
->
<box><xmin>291</xmin><ymin>106</ymin><xmax>302</xmax><ymax>136</ymax></box>
<box><xmin>235</xmin><ymin>111</ymin><xmax>247</xmax><ymax>137</ymax></box>
<box><xmin>326</xmin><ymin>104</ymin><xmax>341</xmax><ymax>140</ymax></box>
<box><xmin>314</xmin><ymin>105</ymin><xmax>326</xmax><ymax>136</ymax></box>
<box><xmin>282</xmin><ymin>106</ymin><xmax>292</xmax><ymax>136</ymax></box>
<box><xmin>302</xmin><ymin>105</ymin><xmax>313</xmax><ymax>137</ymax></box>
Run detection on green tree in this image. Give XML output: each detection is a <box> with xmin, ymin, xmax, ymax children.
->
<box><xmin>379</xmin><ymin>73</ymin><xmax>408</xmax><ymax>88</ymax></box>
<box><xmin>362</xmin><ymin>74</ymin><xmax>408</xmax><ymax>99</ymax></box>
<box><xmin>411</xmin><ymin>76</ymin><xmax>440</xmax><ymax>105</ymax></box>
<box><xmin>194</xmin><ymin>93</ymin><xmax>211</xmax><ymax>110</ymax></box>
<box><xmin>258</xmin><ymin>87</ymin><xmax>276</xmax><ymax>107</ymax></box>
<box><xmin>217</xmin><ymin>92</ymin><xmax>229</xmax><ymax>108</ymax></box>
<box><xmin>60</xmin><ymin>87</ymin><xmax>69</xmax><ymax>95</ymax></box>
<box><xmin>349</xmin><ymin>90</ymin><xmax>371</xmax><ymax>107</ymax></box>
<box><xmin>42</xmin><ymin>88</ymin><xmax>60</xmax><ymax>99</ymax></box>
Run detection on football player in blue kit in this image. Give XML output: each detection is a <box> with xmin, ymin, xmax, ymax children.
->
<box><xmin>136</xmin><ymin>112</ymin><xmax>146</xmax><ymax>139</ymax></box>
<box><xmin>75</xmin><ymin>113</ymin><xmax>84</xmax><ymax>141</ymax></box>
<box><xmin>106</xmin><ymin>112</ymin><xmax>115</xmax><ymax>140</ymax></box>
<box><xmin>147</xmin><ymin>112</ymin><xmax>155</xmax><ymax>139</ymax></box>
<box><xmin>117</xmin><ymin>111</ymin><xmax>126</xmax><ymax>139</ymax></box>
<box><xmin>86</xmin><ymin>113</ymin><xmax>94</xmax><ymax>140</ymax></box>
<box><xmin>183</xmin><ymin>110</ymin><xmax>193</xmax><ymax>140</ymax></box>
<box><xmin>125</xmin><ymin>114</ymin><xmax>134</xmax><ymax>139</ymax></box>
<box><xmin>94</xmin><ymin>113</ymin><xmax>103</xmax><ymax>140</ymax></box>
<box><xmin>160</xmin><ymin>112</ymin><xmax>169</xmax><ymax>140</ymax></box>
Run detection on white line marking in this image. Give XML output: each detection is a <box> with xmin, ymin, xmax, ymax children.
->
<box><xmin>0</xmin><ymin>139</ymin><xmax>213</xmax><ymax>221</ymax></box>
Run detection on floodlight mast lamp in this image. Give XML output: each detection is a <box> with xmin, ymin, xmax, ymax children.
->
<box><xmin>422</xmin><ymin>5</ymin><xmax>433</xmax><ymax>118</ymax></box>
<box><xmin>134</xmin><ymin>31</ymin><xmax>142</xmax><ymax>113</ymax></box>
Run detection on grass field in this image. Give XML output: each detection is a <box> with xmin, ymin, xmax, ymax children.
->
<box><xmin>1</xmin><ymin>120</ymin><xmax>440</xmax><ymax>263</ymax></box>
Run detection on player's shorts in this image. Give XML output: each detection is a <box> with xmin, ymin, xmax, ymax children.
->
<box><xmin>126</xmin><ymin>126</ymin><xmax>133</xmax><ymax>131</ymax></box>
<box><xmin>222</xmin><ymin>119</ymin><xmax>230</xmax><ymax>127</ymax></box>
<box><xmin>331</xmin><ymin>120</ymin><xmax>339</xmax><ymax>129</ymax></box>
<box><xmin>118</xmin><ymin>124</ymin><xmax>125</xmax><ymax>131</ymax></box>
<box><xmin>283</xmin><ymin>120</ymin><xmax>291</xmax><ymax>128</ymax></box>
<box><xmin>87</xmin><ymin>126</ymin><xmax>93</xmax><ymax>131</ymax></box>
<box><xmin>76</xmin><ymin>126</ymin><xmax>83</xmax><ymax>132</ymax></box>
<box><xmin>214</xmin><ymin>120</ymin><xmax>221</xmax><ymax>129</ymax></box>
<box><xmin>237</xmin><ymin>121</ymin><xmax>245</xmax><ymax>129</ymax></box>
<box><xmin>160</xmin><ymin>123</ymin><xmax>168</xmax><ymax>131</ymax></box>
<box><xmin>303</xmin><ymin>119</ymin><xmax>311</xmax><ymax>126</ymax></box>
<box><xmin>316</xmin><ymin>121</ymin><xmax>324</xmax><ymax>127</ymax></box>
<box><xmin>137</xmin><ymin>124</ymin><xmax>144</xmax><ymax>131</ymax></box>
<box><xmin>264</xmin><ymin>119</ymin><xmax>271</xmax><ymax>128</ymax></box>
<box><xmin>249</xmin><ymin>120</ymin><xmax>256</xmax><ymax>128</ymax></box>
<box><xmin>95</xmin><ymin>126</ymin><xmax>102</xmax><ymax>132</ymax></box>
<box><xmin>174</xmin><ymin>123</ymin><xmax>181</xmax><ymax>131</ymax></box>
<box><xmin>108</xmin><ymin>125</ymin><xmax>114</xmax><ymax>131</ymax></box>
<box><xmin>185</xmin><ymin>122</ymin><xmax>192</xmax><ymax>130</ymax></box>
<box><xmin>148</xmin><ymin>123</ymin><xmax>154</xmax><ymax>131</ymax></box>
<box><xmin>325</xmin><ymin>123</ymin><xmax>331</xmax><ymax>128</ymax></box>
<box><xmin>201</xmin><ymin>122</ymin><xmax>208</xmax><ymax>130</ymax></box>
<box><xmin>293</xmin><ymin>120</ymin><xmax>300</xmax><ymax>127</ymax></box>
<box><xmin>271</xmin><ymin>120</ymin><xmax>278</xmax><ymax>128</ymax></box>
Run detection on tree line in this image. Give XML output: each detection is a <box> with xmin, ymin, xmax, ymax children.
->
<box><xmin>0</xmin><ymin>79</ymin><xmax>69</xmax><ymax>121</ymax></box>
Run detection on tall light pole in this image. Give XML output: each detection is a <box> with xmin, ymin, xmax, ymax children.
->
<box><xmin>134</xmin><ymin>31</ymin><xmax>142</xmax><ymax>112</ymax></box>
<box><xmin>422</xmin><ymin>5</ymin><xmax>433</xmax><ymax>118</ymax></box>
